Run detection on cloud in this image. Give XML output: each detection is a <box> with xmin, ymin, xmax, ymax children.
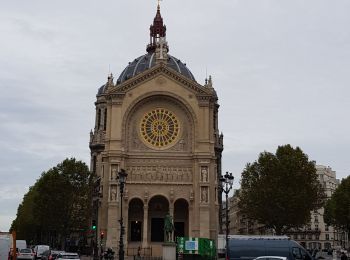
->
<box><xmin>0</xmin><ymin>0</ymin><xmax>349</xmax><ymax>231</ymax></box>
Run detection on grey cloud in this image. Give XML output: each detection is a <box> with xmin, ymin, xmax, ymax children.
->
<box><xmin>0</xmin><ymin>0</ymin><xmax>349</xmax><ymax>231</ymax></box>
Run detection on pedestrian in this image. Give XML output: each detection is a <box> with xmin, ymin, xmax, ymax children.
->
<box><xmin>136</xmin><ymin>246</ymin><xmax>141</xmax><ymax>260</ymax></box>
<box><xmin>341</xmin><ymin>252</ymin><xmax>348</xmax><ymax>260</ymax></box>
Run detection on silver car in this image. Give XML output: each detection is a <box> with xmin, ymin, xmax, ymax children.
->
<box><xmin>17</xmin><ymin>248</ymin><xmax>34</xmax><ymax>260</ymax></box>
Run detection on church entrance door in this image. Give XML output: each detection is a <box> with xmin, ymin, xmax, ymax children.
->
<box><xmin>174</xmin><ymin>199</ymin><xmax>189</xmax><ymax>240</ymax></box>
<box><xmin>128</xmin><ymin>198</ymin><xmax>144</xmax><ymax>243</ymax></box>
<box><xmin>148</xmin><ymin>195</ymin><xmax>169</xmax><ymax>243</ymax></box>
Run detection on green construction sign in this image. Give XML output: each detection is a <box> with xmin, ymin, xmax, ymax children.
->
<box><xmin>176</xmin><ymin>237</ymin><xmax>216</xmax><ymax>258</ymax></box>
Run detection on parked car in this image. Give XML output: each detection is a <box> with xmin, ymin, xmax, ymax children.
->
<box><xmin>17</xmin><ymin>248</ymin><xmax>34</xmax><ymax>260</ymax></box>
<box><xmin>41</xmin><ymin>250</ymin><xmax>65</xmax><ymax>260</ymax></box>
<box><xmin>56</xmin><ymin>252</ymin><xmax>80</xmax><ymax>260</ymax></box>
<box><xmin>33</xmin><ymin>245</ymin><xmax>50</xmax><ymax>259</ymax></box>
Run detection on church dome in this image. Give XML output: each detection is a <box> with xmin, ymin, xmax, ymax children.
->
<box><xmin>98</xmin><ymin>4</ymin><xmax>196</xmax><ymax>94</ymax></box>
<box><xmin>116</xmin><ymin>53</ymin><xmax>196</xmax><ymax>85</ymax></box>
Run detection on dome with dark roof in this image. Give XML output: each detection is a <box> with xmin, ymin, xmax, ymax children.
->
<box><xmin>97</xmin><ymin>4</ymin><xmax>196</xmax><ymax>95</ymax></box>
<box><xmin>116</xmin><ymin>53</ymin><xmax>195</xmax><ymax>85</ymax></box>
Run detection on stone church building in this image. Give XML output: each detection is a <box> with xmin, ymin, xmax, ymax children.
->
<box><xmin>89</xmin><ymin>4</ymin><xmax>223</xmax><ymax>256</ymax></box>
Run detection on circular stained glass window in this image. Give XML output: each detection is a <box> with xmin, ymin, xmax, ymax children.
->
<box><xmin>140</xmin><ymin>108</ymin><xmax>180</xmax><ymax>148</ymax></box>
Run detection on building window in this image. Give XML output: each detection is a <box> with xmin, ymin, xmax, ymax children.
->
<box><xmin>92</xmin><ymin>155</ymin><xmax>97</xmax><ymax>174</ymax></box>
<box><xmin>301</xmin><ymin>234</ymin><xmax>305</xmax><ymax>239</ymax></box>
<box><xmin>103</xmin><ymin>108</ymin><xmax>107</xmax><ymax>131</ymax></box>
<box><xmin>314</xmin><ymin>216</ymin><xmax>319</xmax><ymax>223</ymax></box>
<box><xmin>326</xmin><ymin>234</ymin><xmax>329</xmax><ymax>240</ymax></box>
<box><xmin>316</xmin><ymin>235</ymin><xmax>319</xmax><ymax>240</ymax></box>
<box><xmin>97</xmin><ymin>108</ymin><xmax>101</xmax><ymax>129</ymax></box>
<box><xmin>325</xmin><ymin>225</ymin><xmax>329</xmax><ymax>231</ymax></box>
<box><xmin>308</xmin><ymin>234</ymin><xmax>313</xmax><ymax>240</ymax></box>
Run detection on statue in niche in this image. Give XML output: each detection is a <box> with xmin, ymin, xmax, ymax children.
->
<box><xmin>190</xmin><ymin>189</ymin><xmax>194</xmax><ymax>201</ymax></box>
<box><xmin>111</xmin><ymin>167</ymin><xmax>118</xmax><ymax>180</ymax></box>
<box><xmin>201</xmin><ymin>187</ymin><xmax>208</xmax><ymax>203</ymax></box>
<box><xmin>201</xmin><ymin>167</ymin><xmax>208</xmax><ymax>182</ymax></box>
<box><xmin>110</xmin><ymin>186</ymin><xmax>117</xmax><ymax>201</ymax></box>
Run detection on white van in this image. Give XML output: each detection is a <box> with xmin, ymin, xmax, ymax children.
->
<box><xmin>34</xmin><ymin>245</ymin><xmax>50</xmax><ymax>259</ymax></box>
<box><xmin>16</xmin><ymin>240</ymin><xmax>27</xmax><ymax>251</ymax></box>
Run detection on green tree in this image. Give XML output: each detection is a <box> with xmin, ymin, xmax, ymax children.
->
<box><xmin>324</xmin><ymin>176</ymin><xmax>350</xmax><ymax>235</ymax></box>
<box><xmin>11</xmin><ymin>158</ymin><xmax>92</xmax><ymax>247</ymax></box>
<box><xmin>238</xmin><ymin>144</ymin><xmax>325</xmax><ymax>235</ymax></box>
<box><xmin>10</xmin><ymin>185</ymin><xmax>39</xmax><ymax>243</ymax></box>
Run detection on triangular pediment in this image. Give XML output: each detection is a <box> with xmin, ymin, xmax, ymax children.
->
<box><xmin>108</xmin><ymin>63</ymin><xmax>213</xmax><ymax>96</ymax></box>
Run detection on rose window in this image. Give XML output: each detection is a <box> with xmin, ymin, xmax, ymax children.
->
<box><xmin>140</xmin><ymin>108</ymin><xmax>180</xmax><ymax>148</ymax></box>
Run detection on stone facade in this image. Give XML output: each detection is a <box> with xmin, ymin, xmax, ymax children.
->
<box><xmin>89</xmin><ymin>6</ymin><xmax>223</xmax><ymax>257</ymax></box>
<box><xmin>288</xmin><ymin>165</ymin><xmax>348</xmax><ymax>250</ymax></box>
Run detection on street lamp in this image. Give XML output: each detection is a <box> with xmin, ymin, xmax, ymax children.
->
<box><xmin>220</xmin><ymin>171</ymin><xmax>234</xmax><ymax>259</ymax></box>
<box><xmin>118</xmin><ymin>169</ymin><xmax>128</xmax><ymax>260</ymax></box>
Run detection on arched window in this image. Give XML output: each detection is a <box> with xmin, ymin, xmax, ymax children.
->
<box><xmin>103</xmin><ymin>108</ymin><xmax>107</xmax><ymax>131</ymax></box>
<box><xmin>97</xmin><ymin>109</ymin><xmax>101</xmax><ymax>129</ymax></box>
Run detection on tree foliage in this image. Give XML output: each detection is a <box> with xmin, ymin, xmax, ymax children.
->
<box><xmin>324</xmin><ymin>176</ymin><xmax>350</xmax><ymax>233</ymax></box>
<box><xmin>10</xmin><ymin>158</ymin><xmax>92</xmax><ymax>248</ymax></box>
<box><xmin>238</xmin><ymin>144</ymin><xmax>325</xmax><ymax>234</ymax></box>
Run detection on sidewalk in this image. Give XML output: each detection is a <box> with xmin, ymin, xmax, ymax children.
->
<box><xmin>80</xmin><ymin>256</ymin><xmax>93</xmax><ymax>260</ymax></box>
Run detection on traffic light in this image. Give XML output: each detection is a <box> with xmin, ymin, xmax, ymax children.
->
<box><xmin>92</xmin><ymin>220</ymin><xmax>96</xmax><ymax>230</ymax></box>
<box><xmin>100</xmin><ymin>231</ymin><xmax>105</xmax><ymax>240</ymax></box>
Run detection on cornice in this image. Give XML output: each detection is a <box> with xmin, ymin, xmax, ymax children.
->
<box><xmin>107</xmin><ymin>63</ymin><xmax>213</xmax><ymax>96</ymax></box>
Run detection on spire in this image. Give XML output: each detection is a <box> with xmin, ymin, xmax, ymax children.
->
<box><xmin>146</xmin><ymin>4</ymin><xmax>167</xmax><ymax>53</ymax></box>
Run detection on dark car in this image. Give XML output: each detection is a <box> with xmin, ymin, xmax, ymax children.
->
<box><xmin>227</xmin><ymin>236</ymin><xmax>314</xmax><ymax>260</ymax></box>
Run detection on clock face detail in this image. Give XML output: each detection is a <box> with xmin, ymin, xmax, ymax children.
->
<box><xmin>140</xmin><ymin>108</ymin><xmax>180</xmax><ymax>149</ymax></box>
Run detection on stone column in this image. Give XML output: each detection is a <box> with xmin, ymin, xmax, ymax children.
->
<box><xmin>188</xmin><ymin>204</ymin><xmax>193</xmax><ymax>237</ymax></box>
<box><xmin>142</xmin><ymin>205</ymin><xmax>149</xmax><ymax>248</ymax></box>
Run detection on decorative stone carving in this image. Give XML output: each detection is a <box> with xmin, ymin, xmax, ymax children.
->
<box><xmin>169</xmin><ymin>188</ymin><xmax>174</xmax><ymax>202</ymax></box>
<box><xmin>144</xmin><ymin>189</ymin><xmax>149</xmax><ymax>202</ymax></box>
<box><xmin>201</xmin><ymin>186</ymin><xmax>209</xmax><ymax>203</ymax></box>
<box><xmin>125</xmin><ymin>165</ymin><xmax>192</xmax><ymax>183</ymax></box>
<box><xmin>110</xmin><ymin>186</ymin><xmax>117</xmax><ymax>201</ymax></box>
<box><xmin>189</xmin><ymin>189</ymin><xmax>194</xmax><ymax>202</ymax></box>
<box><xmin>201</xmin><ymin>166</ymin><xmax>208</xmax><ymax>183</ymax></box>
<box><xmin>156</xmin><ymin>76</ymin><xmax>166</xmax><ymax>85</ymax></box>
<box><xmin>111</xmin><ymin>165</ymin><xmax>118</xmax><ymax>181</ymax></box>
<box><xmin>124</xmin><ymin>189</ymin><xmax>129</xmax><ymax>201</ymax></box>
<box><xmin>90</xmin><ymin>129</ymin><xmax>105</xmax><ymax>145</ymax></box>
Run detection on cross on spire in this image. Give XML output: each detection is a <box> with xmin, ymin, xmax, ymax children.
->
<box><xmin>157</xmin><ymin>0</ymin><xmax>162</xmax><ymax>8</ymax></box>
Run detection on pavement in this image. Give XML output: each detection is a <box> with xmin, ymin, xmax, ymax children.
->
<box><xmin>80</xmin><ymin>256</ymin><xmax>94</xmax><ymax>260</ymax></box>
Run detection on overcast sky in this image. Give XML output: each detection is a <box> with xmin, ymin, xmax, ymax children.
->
<box><xmin>1</xmin><ymin>0</ymin><xmax>349</xmax><ymax>231</ymax></box>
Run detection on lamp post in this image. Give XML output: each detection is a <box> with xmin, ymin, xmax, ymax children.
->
<box><xmin>220</xmin><ymin>171</ymin><xmax>234</xmax><ymax>259</ymax></box>
<box><xmin>118</xmin><ymin>169</ymin><xmax>128</xmax><ymax>260</ymax></box>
